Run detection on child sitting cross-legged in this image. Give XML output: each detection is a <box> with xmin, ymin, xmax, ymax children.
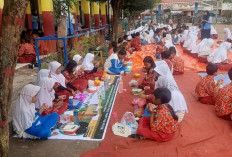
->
<box><xmin>195</xmin><ymin>63</ymin><xmax>223</xmax><ymax>105</ymax></box>
<box><xmin>215</xmin><ymin>68</ymin><xmax>232</xmax><ymax>120</ymax></box>
<box><xmin>13</xmin><ymin>84</ymin><xmax>59</xmax><ymax>139</ymax></box>
<box><xmin>63</xmin><ymin>60</ymin><xmax>88</xmax><ymax>92</ymax></box>
<box><xmin>138</xmin><ymin>56</ymin><xmax>156</xmax><ymax>95</ymax></box>
<box><xmin>104</xmin><ymin>47</ymin><xmax>127</xmax><ymax>74</ymax></box>
<box><xmin>133</xmin><ymin>88</ymin><xmax>179</xmax><ymax>142</ymax></box>
<box><xmin>169</xmin><ymin>47</ymin><xmax>184</xmax><ymax>75</ymax></box>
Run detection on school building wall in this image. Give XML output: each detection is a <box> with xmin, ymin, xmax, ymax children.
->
<box><xmin>0</xmin><ymin>0</ymin><xmax>112</xmax><ymax>35</ymax></box>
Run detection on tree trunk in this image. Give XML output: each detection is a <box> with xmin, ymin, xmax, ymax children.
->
<box><xmin>0</xmin><ymin>1</ymin><xmax>30</xmax><ymax>157</ymax></box>
<box><xmin>111</xmin><ymin>0</ymin><xmax>122</xmax><ymax>41</ymax></box>
<box><xmin>57</xmin><ymin>16</ymin><xmax>67</xmax><ymax>64</ymax></box>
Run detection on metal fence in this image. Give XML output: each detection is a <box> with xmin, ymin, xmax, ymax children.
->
<box><xmin>35</xmin><ymin>25</ymin><xmax>111</xmax><ymax>70</ymax></box>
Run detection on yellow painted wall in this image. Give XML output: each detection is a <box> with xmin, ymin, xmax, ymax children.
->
<box><xmin>38</xmin><ymin>0</ymin><xmax>42</xmax><ymax>14</ymax></box>
<box><xmin>81</xmin><ymin>0</ymin><xmax>90</xmax><ymax>14</ymax></box>
<box><xmin>93</xmin><ymin>2</ymin><xmax>99</xmax><ymax>15</ymax></box>
<box><xmin>70</xmin><ymin>2</ymin><xmax>76</xmax><ymax>14</ymax></box>
<box><xmin>26</xmin><ymin>3</ymin><xmax>31</xmax><ymax>14</ymax></box>
<box><xmin>0</xmin><ymin>0</ymin><xmax>4</xmax><ymax>9</ymax></box>
<box><xmin>41</xmin><ymin>0</ymin><xmax>53</xmax><ymax>12</ymax></box>
<box><xmin>100</xmin><ymin>2</ymin><xmax>106</xmax><ymax>15</ymax></box>
<box><xmin>76</xmin><ymin>2</ymin><xmax>80</xmax><ymax>15</ymax></box>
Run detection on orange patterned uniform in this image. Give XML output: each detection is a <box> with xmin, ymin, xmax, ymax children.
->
<box><xmin>18</xmin><ymin>43</ymin><xmax>35</xmax><ymax>56</ymax></box>
<box><xmin>215</xmin><ymin>83</ymin><xmax>232</xmax><ymax>117</ymax></box>
<box><xmin>170</xmin><ymin>56</ymin><xmax>184</xmax><ymax>74</ymax></box>
<box><xmin>195</xmin><ymin>75</ymin><xmax>216</xmax><ymax>98</ymax></box>
<box><xmin>150</xmin><ymin>104</ymin><xmax>179</xmax><ymax>134</ymax></box>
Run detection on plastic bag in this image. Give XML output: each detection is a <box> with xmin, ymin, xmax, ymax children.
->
<box><xmin>132</xmin><ymin>98</ymin><xmax>146</xmax><ymax>117</ymax></box>
<box><xmin>121</xmin><ymin>112</ymin><xmax>138</xmax><ymax>134</ymax></box>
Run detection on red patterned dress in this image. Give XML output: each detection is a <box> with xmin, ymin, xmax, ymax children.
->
<box><xmin>63</xmin><ymin>70</ymin><xmax>88</xmax><ymax>93</ymax></box>
<box><xmin>195</xmin><ymin>75</ymin><xmax>217</xmax><ymax>105</ymax></box>
<box><xmin>137</xmin><ymin>104</ymin><xmax>179</xmax><ymax>141</ymax></box>
<box><xmin>18</xmin><ymin>43</ymin><xmax>36</xmax><ymax>63</ymax></box>
<box><xmin>215</xmin><ymin>83</ymin><xmax>232</xmax><ymax>120</ymax></box>
<box><xmin>170</xmin><ymin>56</ymin><xmax>184</xmax><ymax>75</ymax></box>
<box><xmin>140</xmin><ymin>68</ymin><xmax>155</xmax><ymax>95</ymax></box>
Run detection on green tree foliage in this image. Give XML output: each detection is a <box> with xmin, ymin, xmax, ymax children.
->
<box><xmin>123</xmin><ymin>0</ymin><xmax>159</xmax><ymax>16</ymax></box>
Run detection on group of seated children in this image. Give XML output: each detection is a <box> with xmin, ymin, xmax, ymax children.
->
<box><xmin>132</xmin><ymin>54</ymin><xmax>188</xmax><ymax>141</ymax></box>
<box><xmin>18</xmin><ymin>29</ymin><xmax>47</xmax><ymax>63</ymax></box>
<box><xmin>157</xmin><ymin>47</ymin><xmax>184</xmax><ymax>75</ymax></box>
<box><xmin>13</xmin><ymin>52</ymin><xmax>103</xmax><ymax>139</ymax></box>
<box><xmin>195</xmin><ymin>63</ymin><xmax>232</xmax><ymax>120</ymax></box>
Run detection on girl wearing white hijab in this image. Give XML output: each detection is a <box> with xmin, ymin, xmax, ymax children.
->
<box><xmin>35</xmin><ymin>69</ymin><xmax>50</xmax><ymax>86</ymax></box>
<box><xmin>154</xmin><ymin>65</ymin><xmax>188</xmax><ymax>122</ymax></box>
<box><xmin>187</xmin><ymin>34</ymin><xmax>198</xmax><ymax>51</ymax></box>
<box><xmin>224</xmin><ymin>28</ymin><xmax>232</xmax><ymax>41</ymax></box>
<box><xmin>192</xmin><ymin>38</ymin><xmax>208</xmax><ymax>54</ymax></box>
<box><xmin>210</xmin><ymin>25</ymin><xmax>218</xmax><ymax>39</ymax></box>
<box><xmin>180</xmin><ymin>30</ymin><xmax>189</xmax><ymax>43</ymax></box>
<box><xmin>208</xmin><ymin>41</ymin><xmax>232</xmax><ymax>64</ymax></box>
<box><xmin>49</xmin><ymin>61</ymin><xmax>66</xmax><ymax>87</ymax></box>
<box><xmin>13</xmin><ymin>84</ymin><xmax>58</xmax><ymax>139</ymax></box>
<box><xmin>73</xmin><ymin>54</ymin><xmax>82</xmax><ymax>65</ymax></box>
<box><xmin>198</xmin><ymin>38</ymin><xmax>214</xmax><ymax>57</ymax></box>
<box><xmin>82</xmin><ymin>53</ymin><xmax>94</xmax><ymax>71</ymax></box>
<box><xmin>164</xmin><ymin>40</ymin><xmax>179</xmax><ymax>56</ymax></box>
<box><xmin>35</xmin><ymin>77</ymin><xmax>67</xmax><ymax>115</ymax></box>
<box><xmin>82</xmin><ymin>53</ymin><xmax>99</xmax><ymax>74</ymax></box>
<box><xmin>183</xmin><ymin>32</ymin><xmax>194</xmax><ymax>49</ymax></box>
<box><xmin>35</xmin><ymin>78</ymin><xmax>56</xmax><ymax>109</ymax></box>
<box><xmin>49</xmin><ymin>61</ymin><xmax>78</xmax><ymax>96</ymax></box>
<box><xmin>73</xmin><ymin>54</ymin><xmax>84</xmax><ymax>75</ymax></box>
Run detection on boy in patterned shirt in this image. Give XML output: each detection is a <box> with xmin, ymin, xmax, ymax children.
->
<box><xmin>169</xmin><ymin>47</ymin><xmax>184</xmax><ymax>75</ymax></box>
<box><xmin>215</xmin><ymin>68</ymin><xmax>232</xmax><ymax>120</ymax></box>
<box><xmin>195</xmin><ymin>63</ymin><xmax>223</xmax><ymax>105</ymax></box>
<box><xmin>136</xmin><ymin>88</ymin><xmax>179</xmax><ymax>141</ymax></box>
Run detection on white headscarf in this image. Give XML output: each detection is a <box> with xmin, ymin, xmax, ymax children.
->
<box><xmin>210</xmin><ymin>25</ymin><xmax>217</xmax><ymax>35</ymax></box>
<box><xmin>198</xmin><ymin>38</ymin><xmax>214</xmax><ymax>56</ymax></box>
<box><xmin>35</xmin><ymin>77</ymin><xmax>56</xmax><ymax>109</ymax></box>
<box><xmin>49</xmin><ymin>61</ymin><xmax>66</xmax><ymax>87</ymax></box>
<box><xmin>192</xmin><ymin>38</ymin><xmax>208</xmax><ymax>54</ymax></box>
<box><xmin>73</xmin><ymin>54</ymin><xmax>83</xmax><ymax>71</ymax></box>
<box><xmin>166</xmin><ymin>34</ymin><xmax>173</xmax><ymax>44</ymax></box>
<box><xmin>224</xmin><ymin>28</ymin><xmax>232</xmax><ymax>40</ymax></box>
<box><xmin>13</xmin><ymin>84</ymin><xmax>41</xmax><ymax>137</ymax></box>
<box><xmin>73</xmin><ymin>54</ymin><xmax>82</xmax><ymax>64</ymax></box>
<box><xmin>154</xmin><ymin>66</ymin><xmax>188</xmax><ymax>112</ymax></box>
<box><xmin>82</xmin><ymin>53</ymin><xmax>94</xmax><ymax>71</ymax></box>
<box><xmin>155</xmin><ymin>60</ymin><xmax>175</xmax><ymax>81</ymax></box>
<box><xmin>180</xmin><ymin>30</ymin><xmax>189</xmax><ymax>43</ymax></box>
<box><xmin>35</xmin><ymin>69</ymin><xmax>50</xmax><ymax>86</ymax></box>
<box><xmin>183</xmin><ymin>32</ymin><xmax>194</xmax><ymax>48</ymax></box>
<box><xmin>164</xmin><ymin>40</ymin><xmax>179</xmax><ymax>56</ymax></box>
<box><xmin>208</xmin><ymin>41</ymin><xmax>232</xmax><ymax>64</ymax></box>
<box><xmin>187</xmin><ymin>34</ymin><xmax>198</xmax><ymax>51</ymax></box>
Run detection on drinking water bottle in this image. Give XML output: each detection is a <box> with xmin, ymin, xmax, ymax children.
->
<box><xmin>73</xmin><ymin>110</ymin><xmax>79</xmax><ymax>125</ymax></box>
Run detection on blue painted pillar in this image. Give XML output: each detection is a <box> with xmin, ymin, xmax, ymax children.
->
<box><xmin>158</xmin><ymin>5</ymin><xmax>162</xmax><ymax>15</ymax></box>
<box><xmin>195</xmin><ymin>3</ymin><xmax>198</xmax><ymax>13</ymax></box>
